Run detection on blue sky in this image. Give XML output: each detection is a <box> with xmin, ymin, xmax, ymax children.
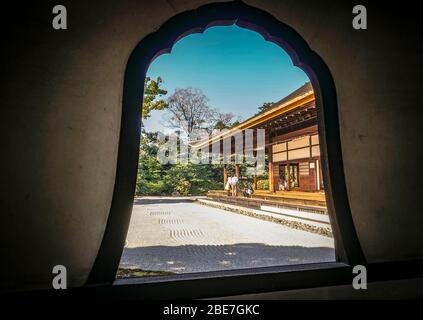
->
<box><xmin>144</xmin><ymin>24</ymin><xmax>309</xmax><ymax>132</ymax></box>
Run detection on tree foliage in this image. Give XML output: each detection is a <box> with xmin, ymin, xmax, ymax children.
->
<box><xmin>135</xmin><ymin>130</ymin><xmax>223</xmax><ymax>196</ymax></box>
<box><xmin>136</xmin><ymin>132</ymin><xmax>167</xmax><ymax>195</ymax></box>
<box><xmin>213</xmin><ymin>112</ymin><xmax>237</xmax><ymax>130</ymax></box>
<box><xmin>257</xmin><ymin>102</ymin><xmax>274</xmax><ymax>114</ymax></box>
<box><xmin>165</xmin><ymin>87</ymin><xmax>213</xmax><ymax>134</ymax></box>
<box><xmin>165</xmin><ymin>87</ymin><xmax>238</xmax><ymax>135</ymax></box>
<box><xmin>142</xmin><ymin>77</ymin><xmax>168</xmax><ymax>120</ymax></box>
<box><xmin>137</xmin><ymin>82</ymin><xmax>245</xmax><ymax>196</ymax></box>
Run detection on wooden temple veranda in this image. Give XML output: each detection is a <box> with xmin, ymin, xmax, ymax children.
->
<box><xmin>191</xmin><ymin>82</ymin><xmax>327</xmax><ymax>212</ymax></box>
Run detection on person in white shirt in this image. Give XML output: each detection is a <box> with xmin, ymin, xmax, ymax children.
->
<box><xmin>230</xmin><ymin>175</ymin><xmax>239</xmax><ymax>196</ymax></box>
<box><xmin>225</xmin><ymin>176</ymin><xmax>232</xmax><ymax>196</ymax></box>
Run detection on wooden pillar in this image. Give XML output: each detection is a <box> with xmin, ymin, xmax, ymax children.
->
<box><xmin>268</xmin><ymin>148</ymin><xmax>274</xmax><ymax>192</ymax></box>
<box><xmin>235</xmin><ymin>164</ymin><xmax>240</xmax><ymax>178</ymax></box>
<box><xmin>253</xmin><ymin>175</ymin><xmax>257</xmax><ymax>190</ymax></box>
<box><xmin>223</xmin><ymin>165</ymin><xmax>227</xmax><ymax>190</ymax></box>
<box><xmin>316</xmin><ymin>159</ymin><xmax>320</xmax><ymax>191</ymax></box>
<box><xmin>286</xmin><ymin>163</ymin><xmax>290</xmax><ymax>191</ymax></box>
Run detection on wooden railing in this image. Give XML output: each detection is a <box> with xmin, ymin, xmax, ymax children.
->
<box><xmin>207</xmin><ymin>189</ymin><xmax>327</xmax><ymax>212</ymax></box>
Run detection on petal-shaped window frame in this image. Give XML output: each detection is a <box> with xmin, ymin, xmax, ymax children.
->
<box><xmin>88</xmin><ymin>1</ymin><xmax>365</xmax><ymax>288</ymax></box>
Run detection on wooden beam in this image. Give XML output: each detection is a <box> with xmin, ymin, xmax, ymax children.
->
<box><xmin>268</xmin><ymin>149</ymin><xmax>274</xmax><ymax>192</ymax></box>
<box><xmin>190</xmin><ymin>92</ymin><xmax>315</xmax><ymax>150</ymax></box>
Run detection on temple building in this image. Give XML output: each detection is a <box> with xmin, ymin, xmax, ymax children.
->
<box><xmin>255</xmin><ymin>81</ymin><xmax>323</xmax><ymax>193</ymax></box>
<box><xmin>192</xmin><ymin>82</ymin><xmax>323</xmax><ymax>198</ymax></box>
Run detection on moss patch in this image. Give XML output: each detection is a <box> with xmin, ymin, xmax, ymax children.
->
<box><xmin>117</xmin><ymin>267</ymin><xmax>176</xmax><ymax>278</ymax></box>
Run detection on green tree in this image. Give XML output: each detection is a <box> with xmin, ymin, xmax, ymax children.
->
<box><xmin>212</xmin><ymin>112</ymin><xmax>237</xmax><ymax>131</ymax></box>
<box><xmin>142</xmin><ymin>77</ymin><xmax>168</xmax><ymax>119</ymax></box>
<box><xmin>257</xmin><ymin>102</ymin><xmax>274</xmax><ymax>114</ymax></box>
<box><xmin>135</xmin><ymin>132</ymin><xmax>166</xmax><ymax>195</ymax></box>
<box><xmin>163</xmin><ymin>163</ymin><xmax>223</xmax><ymax>196</ymax></box>
<box><xmin>135</xmin><ymin>131</ymin><xmax>223</xmax><ymax>196</ymax></box>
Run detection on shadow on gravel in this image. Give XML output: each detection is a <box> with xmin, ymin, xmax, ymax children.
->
<box><xmin>134</xmin><ymin>198</ymin><xmax>198</xmax><ymax>205</ymax></box>
<box><xmin>119</xmin><ymin>243</ymin><xmax>335</xmax><ymax>277</ymax></box>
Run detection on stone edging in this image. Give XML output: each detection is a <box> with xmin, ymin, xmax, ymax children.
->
<box><xmin>197</xmin><ymin>199</ymin><xmax>333</xmax><ymax>238</ymax></box>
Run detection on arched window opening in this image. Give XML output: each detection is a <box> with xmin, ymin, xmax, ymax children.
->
<box><xmin>88</xmin><ymin>1</ymin><xmax>365</xmax><ymax>286</ymax></box>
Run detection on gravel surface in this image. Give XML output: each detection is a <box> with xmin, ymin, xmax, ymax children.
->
<box><xmin>119</xmin><ymin>200</ymin><xmax>335</xmax><ymax>274</ymax></box>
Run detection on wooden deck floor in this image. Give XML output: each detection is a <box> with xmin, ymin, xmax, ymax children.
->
<box><xmin>257</xmin><ymin>190</ymin><xmax>326</xmax><ymax>201</ymax></box>
<box><xmin>207</xmin><ymin>189</ymin><xmax>327</xmax><ymax>208</ymax></box>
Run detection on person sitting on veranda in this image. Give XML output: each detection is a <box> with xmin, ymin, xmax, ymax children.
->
<box><xmin>243</xmin><ymin>182</ymin><xmax>253</xmax><ymax>198</ymax></box>
<box><xmin>279</xmin><ymin>178</ymin><xmax>287</xmax><ymax>191</ymax></box>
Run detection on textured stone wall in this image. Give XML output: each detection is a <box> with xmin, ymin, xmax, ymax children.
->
<box><xmin>1</xmin><ymin>0</ymin><xmax>422</xmax><ymax>290</ymax></box>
